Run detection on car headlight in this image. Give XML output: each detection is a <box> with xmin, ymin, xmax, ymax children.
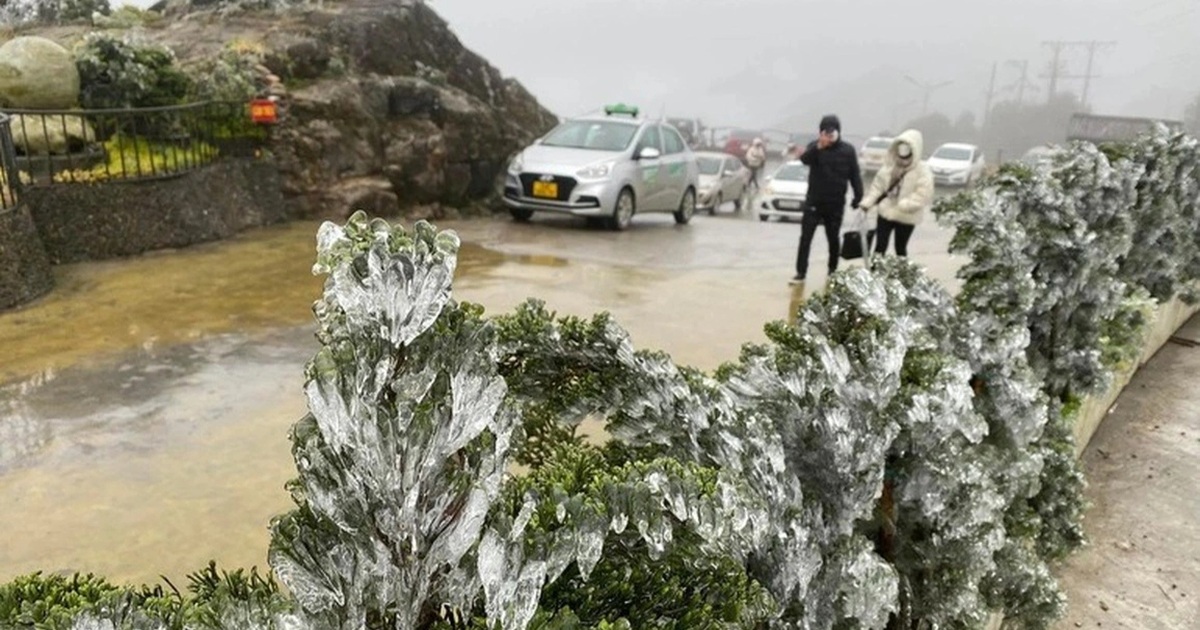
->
<box><xmin>507</xmin><ymin>153</ymin><xmax>524</xmax><ymax>174</ymax></box>
<box><xmin>764</xmin><ymin>186</ymin><xmax>775</xmax><ymax>196</ymax></box>
<box><xmin>576</xmin><ymin>163</ymin><xmax>612</xmax><ymax>179</ymax></box>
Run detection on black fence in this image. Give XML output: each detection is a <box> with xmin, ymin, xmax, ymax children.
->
<box><xmin>0</xmin><ymin>114</ymin><xmax>22</xmax><ymax>211</ymax></box>
<box><xmin>2</xmin><ymin>101</ymin><xmax>267</xmax><ymax>186</ymax></box>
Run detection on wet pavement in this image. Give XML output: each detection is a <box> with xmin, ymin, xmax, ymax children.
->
<box><xmin>0</xmin><ymin>202</ymin><xmax>965</xmax><ymax>585</ymax></box>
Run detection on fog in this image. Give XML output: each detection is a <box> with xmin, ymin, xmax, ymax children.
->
<box><xmin>434</xmin><ymin>0</ymin><xmax>1200</xmax><ymax>136</ymax></box>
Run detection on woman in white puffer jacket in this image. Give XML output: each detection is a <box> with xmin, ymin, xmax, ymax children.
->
<box><xmin>859</xmin><ymin>129</ymin><xmax>934</xmax><ymax>257</ymax></box>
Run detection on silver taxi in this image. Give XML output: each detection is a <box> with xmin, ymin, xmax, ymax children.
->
<box><xmin>503</xmin><ymin>104</ymin><xmax>700</xmax><ymax>230</ymax></box>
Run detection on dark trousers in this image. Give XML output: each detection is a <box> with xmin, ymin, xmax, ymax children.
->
<box><xmin>874</xmin><ymin>216</ymin><xmax>916</xmax><ymax>256</ymax></box>
<box><xmin>795</xmin><ymin>202</ymin><xmax>845</xmax><ymax>278</ymax></box>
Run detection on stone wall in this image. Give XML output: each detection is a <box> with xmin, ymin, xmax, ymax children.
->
<box><xmin>0</xmin><ymin>203</ymin><xmax>54</xmax><ymax>310</ymax></box>
<box><xmin>25</xmin><ymin>157</ymin><xmax>288</xmax><ymax>265</ymax></box>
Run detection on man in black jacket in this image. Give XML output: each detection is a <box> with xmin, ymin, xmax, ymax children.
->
<box><xmin>793</xmin><ymin>114</ymin><xmax>863</xmax><ymax>283</ymax></box>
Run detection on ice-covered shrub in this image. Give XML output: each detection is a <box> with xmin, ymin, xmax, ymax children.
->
<box><xmin>4</xmin><ymin>125</ymin><xmax>1199</xmax><ymax>630</ymax></box>
<box><xmin>75</xmin><ymin>32</ymin><xmax>192</xmax><ymax>110</ymax></box>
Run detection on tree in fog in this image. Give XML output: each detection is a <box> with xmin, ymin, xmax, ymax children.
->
<box><xmin>980</xmin><ymin>93</ymin><xmax>1087</xmax><ymax>163</ymax></box>
<box><xmin>897</xmin><ymin>111</ymin><xmax>980</xmax><ymax>157</ymax></box>
<box><xmin>1186</xmin><ymin>93</ymin><xmax>1200</xmax><ymax>135</ymax></box>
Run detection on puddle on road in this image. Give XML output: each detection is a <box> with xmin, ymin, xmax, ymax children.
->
<box><xmin>0</xmin><ymin>216</ymin><xmax>822</xmax><ymax>586</ymax></box>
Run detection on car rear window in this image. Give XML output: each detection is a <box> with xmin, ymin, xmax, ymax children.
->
<box><xmin>773</xmin><ymin>164</ymin><xmax>809</xmax><ymax>181</ymax></box>
<box><xmin>697</xmin><ymin>157</ymin><xmax>723</xmax><ymax>175</ymax></box>
<box><xmin>932</xmin><ymin>146</ymin><xmax>973</xmax><ymax>160</ymax></box>
<box><xmin>542</xmin><ymin>120</ymin><xmax>639</xmax><ymax>151</ymax></box>
<box><xmin>865</xmin><ymin>139</ymin><xmax>892</xmax><ymax>149</ymax></box>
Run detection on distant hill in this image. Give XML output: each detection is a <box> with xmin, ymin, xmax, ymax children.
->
<box><xmin>772</xmin><ymin>65</ymin><xmax>919</xmax><ymax>138</ymax></box>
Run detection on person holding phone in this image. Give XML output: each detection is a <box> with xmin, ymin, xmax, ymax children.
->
<box><xmin>792</xmin><ymin>115</ymin><xmax>863</xmax><ymax>284</ymax></box>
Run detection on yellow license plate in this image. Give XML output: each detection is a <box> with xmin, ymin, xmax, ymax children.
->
<box><xmin>532</xmin><ymin>181</ymin><xmax>558</xmax><ymax>198</ymax></box>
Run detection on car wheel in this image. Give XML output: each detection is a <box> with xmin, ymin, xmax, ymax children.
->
<box><xmin>610</xmin><ymin>188</ymin><xmax>635</xmax><ymax>231</ymax></box>
<box><xmin>510</xmin><ymin>208</ymin><xmax>534</xmax><ymax>222</ymax></box>
<box><xmin>712</xmin><ymin>192</ymin><xmax>722</xmax><ymax>215</ymax></box>
<box><xmin>674</xmin><ymin>188</ymin><xmax>696</xmax><ymax>225</ymax></box>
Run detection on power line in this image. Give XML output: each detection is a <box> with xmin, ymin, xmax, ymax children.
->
<box><xmin>1004</xmin><ymin>59</ymin><xmax>1038</xmax><ymax>105</ymax></box>
<box><xmin>1039</xmin><ymin>40</ymin><xmax>1117</xmax><ymax>106</ymax></box>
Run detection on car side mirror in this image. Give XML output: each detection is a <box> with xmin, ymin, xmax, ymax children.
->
<box><xmin>637</xmin><ymin>147</ymin><xmax>661</xmax><ymax>160</ymax></box>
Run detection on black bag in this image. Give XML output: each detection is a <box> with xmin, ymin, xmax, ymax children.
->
<box><xmin>840</xmin><ymin>228</ymin><xmax>876</xmax><ymax>260</ymax></box>
<box><xmin>840</xmin><ymin>212</ymin><xmax>876</xmax><ymax>261</ymax></box>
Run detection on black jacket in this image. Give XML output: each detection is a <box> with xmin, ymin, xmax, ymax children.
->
<box><xmin>800</xmin><ymin>139</ymin><xmax>863</xmax><ymax>208</ymax></box>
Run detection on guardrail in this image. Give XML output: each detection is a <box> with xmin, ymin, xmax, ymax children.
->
<box><xmin>0</xmin><ymin>114</ymin><xmax>22</xmax><ymax>212</ymax></box>
<box><xmin>1</xmin><ymin>101</ymin><xmax>264</xmax><ymax>185</ymax></box>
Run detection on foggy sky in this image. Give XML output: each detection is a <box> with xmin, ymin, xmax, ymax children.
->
<box><xmin>433</xmin><ymin>0</ymin><xmax>1200</xmax><ymax>133</ymax></box>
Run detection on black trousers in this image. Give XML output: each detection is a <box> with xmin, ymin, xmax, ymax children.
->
<box><xmin>795</xmin><ymin>202</ymin><xmax>845</xmax><ymax>278</ymax></box>
<box><xmin>874</xmin><ymin>216</ymin><xmax>916</xmax><ymax>256</ymax></box>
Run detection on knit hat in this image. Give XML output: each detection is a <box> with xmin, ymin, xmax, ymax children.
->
<box><xmin>819</xmin><ymin>115</ymin><xmax>841</xmax><ymax>133</ymax></box>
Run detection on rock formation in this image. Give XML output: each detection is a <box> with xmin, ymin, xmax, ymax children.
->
<box><xmin>2</xmin><ymin>0</ymin><xmax>557</xmax><ymax>219</ymax></box>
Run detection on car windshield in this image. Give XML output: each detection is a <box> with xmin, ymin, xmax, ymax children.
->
<box><xmin>541</xmin><ymin>120</ymin><xmax>639</xmax><ymax>151</ymax></box>
<box><xmin>697</xmin><ymin>157</ymin><xmax>723</xmax><ymax>175</ymax></box>
<box><xmin>933</xmin><ymin>146</ymin><xmax>973</xmax><ymax>161</ymax></box>
<box><xmin>790</xmin><ymin>133</ymin><xmax>817</xmax><ymax>144</ymax></box>
<box><xmin>730</xmin><ymin>129</ymin><xmax>758</xmax><ymax>140</ymax></box>
<box><xmin>773</xmin><ymin>164</ymin><xmax>808</xmax><ymax>181</ymax></box>
<box><xmin>865</xmin><ymin>139</ymin><xmax>892</xmax><ymax>149</ymax></box>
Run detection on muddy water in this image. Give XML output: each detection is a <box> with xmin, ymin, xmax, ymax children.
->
<box><xmin>0</xmin><ymin>212</ymin><xmax>962</xmax><ymax>585</ymax></box>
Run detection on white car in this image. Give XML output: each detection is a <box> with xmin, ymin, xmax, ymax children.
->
<box><xmin>859</xmin><ymin>136</ymin><xmax>893</xmax><ymax>173</ymax></box>
<box><xmin>928</xmin><ymin>143</ymin><xmax>986</xmax><ymax>186</ymax></box>
<box><xmin>695</xmin><ymin>151</ymin><xmax>748</xmax><ymax>213</ymax></box>
<box><xmin>756</xmin><ymin>161</ymin><xmax>809</xmax><ymax>222</ymax></box>
<box><xmin>503</xmin><ymin>104</ymin><xmax>700</xmax><ymax>230</ymax></box>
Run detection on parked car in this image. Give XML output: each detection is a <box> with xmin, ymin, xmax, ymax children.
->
<box><xmin>928</xmin><ymin>142</ymin><xmax>986</xmax><ymax>186</ymax></box>
<box><xmin>695</xmin><ymin>151</ymin><xmax>748</xmax><ymax>213</ymax></box>
<box><xmin>783</xmin><ymin>132</ymin><xmax>819</xmax><ymax>160</ymax></box>
<box><xmin>723</xmin><ymin>129</ymin><xmax>761</xmax><ymax>160</ymax></box>
<box><xmin>503</xmin><ymin>104</ymin><xmax>700</xmax><ymax>230</ymax></box>
<box><xmin>666</xmin><ymin>117</ymin><xmax>704</xmax><ymax>148</ymax></box>
<box><xmin>756</xmin><ymin>161</ymin><xmax>809</xmax><ymax>222</ymax></box>
<box><xmin>858</xmin><ymin>136</ymin><xmax>893</xmax><ymax>173</ymax></box>
<box><xmin>1019</xmin><ymin>144</ymin><xmax>1062</xmax><ymax>168</ymax></box>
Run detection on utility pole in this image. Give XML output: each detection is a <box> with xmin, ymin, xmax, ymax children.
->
<box><xmin>1078</xmin><ymin>41</ymin><xmax>1117</xmax><ymax>108</ymax></box>
<box><xmin>905</xmin><ymin>75</ymin><xmax>954</xmax><ymax>116</ymax></box>
<box><xmin>1039</xmin><ymin>40</ymin><xmax>1117</xmax><ymax>107</ymax></box>
<box><xmin>1040</xmin><ymin>41</ymin><xmax>1068</xmax><ymax>103</ymax></box>
<box><xmin>1006</xmin><ymin>60</ymin><xmax>1035</xmax><ymax>105</ymax></box>
<box><xmin>983</xmin><ymin>61</ymin><xmax>998</xmax><ymax>127</ymax></box>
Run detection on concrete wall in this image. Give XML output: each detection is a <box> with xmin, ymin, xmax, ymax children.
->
<box><xmin>0</xmin><ymin>202</ymin><xmax>54</xmax><ymax>310</ymax></box>
<box><xmin>25</xmin><ymin>157</ymin><xmax>288</xmax><ymax>265</ymax></box>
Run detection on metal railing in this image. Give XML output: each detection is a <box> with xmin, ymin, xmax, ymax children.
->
<box><xmin>0</xmin><ymin>114</ymin><xmax>22</xmax><ymax>212</ymax></box>
<box><xmin>2</xmin><ymin>101</ymin><xmax>265</xmax><ymax>185</ymax></box>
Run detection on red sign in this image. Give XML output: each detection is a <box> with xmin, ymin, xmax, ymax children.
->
<box><xmin>250</xmin><ymin>99</ymin><xmax>278</xmax><ymax>124</ymax></box>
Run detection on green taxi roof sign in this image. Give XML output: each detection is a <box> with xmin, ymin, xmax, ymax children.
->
<box><xmin>604</xmin><ymin>103</ymin><xmax>639</xmax><ymax>118</ymax></box>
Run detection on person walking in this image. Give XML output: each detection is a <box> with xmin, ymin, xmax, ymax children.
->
<box><xmin>859</xmin><ymin>129</ymin><xmax>933</xmax><ymax>258</ymax></box>
<box><xmin>744</xmin><ymin>137</ymin><xmax>767</xmax><ymax>191</ymax></box>
<box><xmin>793</xmin><ymin>115</ymin><xmax>863</xmax><ymax>284</ymax></box>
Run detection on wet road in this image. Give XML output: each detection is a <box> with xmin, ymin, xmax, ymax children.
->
<box><xmin>0</xmin><ymin>197</ymin><xmax>965</xmax><ymax>585</ymax></box>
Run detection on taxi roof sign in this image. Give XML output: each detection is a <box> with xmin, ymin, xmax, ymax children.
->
<box><xmin>604</xmin><ymin>103</ymin><xmax>639</xmax><ymax>118</ymax></box>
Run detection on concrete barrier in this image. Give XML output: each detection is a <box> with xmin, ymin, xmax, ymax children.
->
<box><xmin>0</xmin><ymin>203</ymin><xmax>54</xmax><ymax>310</ymax></box>
<box><xmin>983</xmin><ymin>294</ymin><xmax>1200</xmax><ymax>630</ymax></box>
<box><xmin>24</xmin><ymin>157</ymin><xmax>288</xmax><ymax>265</ymax></box>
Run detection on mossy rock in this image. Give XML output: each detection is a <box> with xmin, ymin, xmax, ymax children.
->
<box><xmin>0</xmin><ymin>37</ymin><xmax>81</xmax><ymax>109</ymax></box>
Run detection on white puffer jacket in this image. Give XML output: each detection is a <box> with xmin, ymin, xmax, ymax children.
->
<box><xmin>862</xmin><ymin>129</ymin><xmax>934</xmax><ymax>225</ymax></box>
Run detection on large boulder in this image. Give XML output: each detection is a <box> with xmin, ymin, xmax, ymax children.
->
<box><xmin>9</xmin><ymin>114</ymin><xmax>94</xmax><ymax>155</ymax></box>
<box><xmin>0</xmin><ymin>37</ymin><xmax>81</xmax><ymax>109</ymax></box>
